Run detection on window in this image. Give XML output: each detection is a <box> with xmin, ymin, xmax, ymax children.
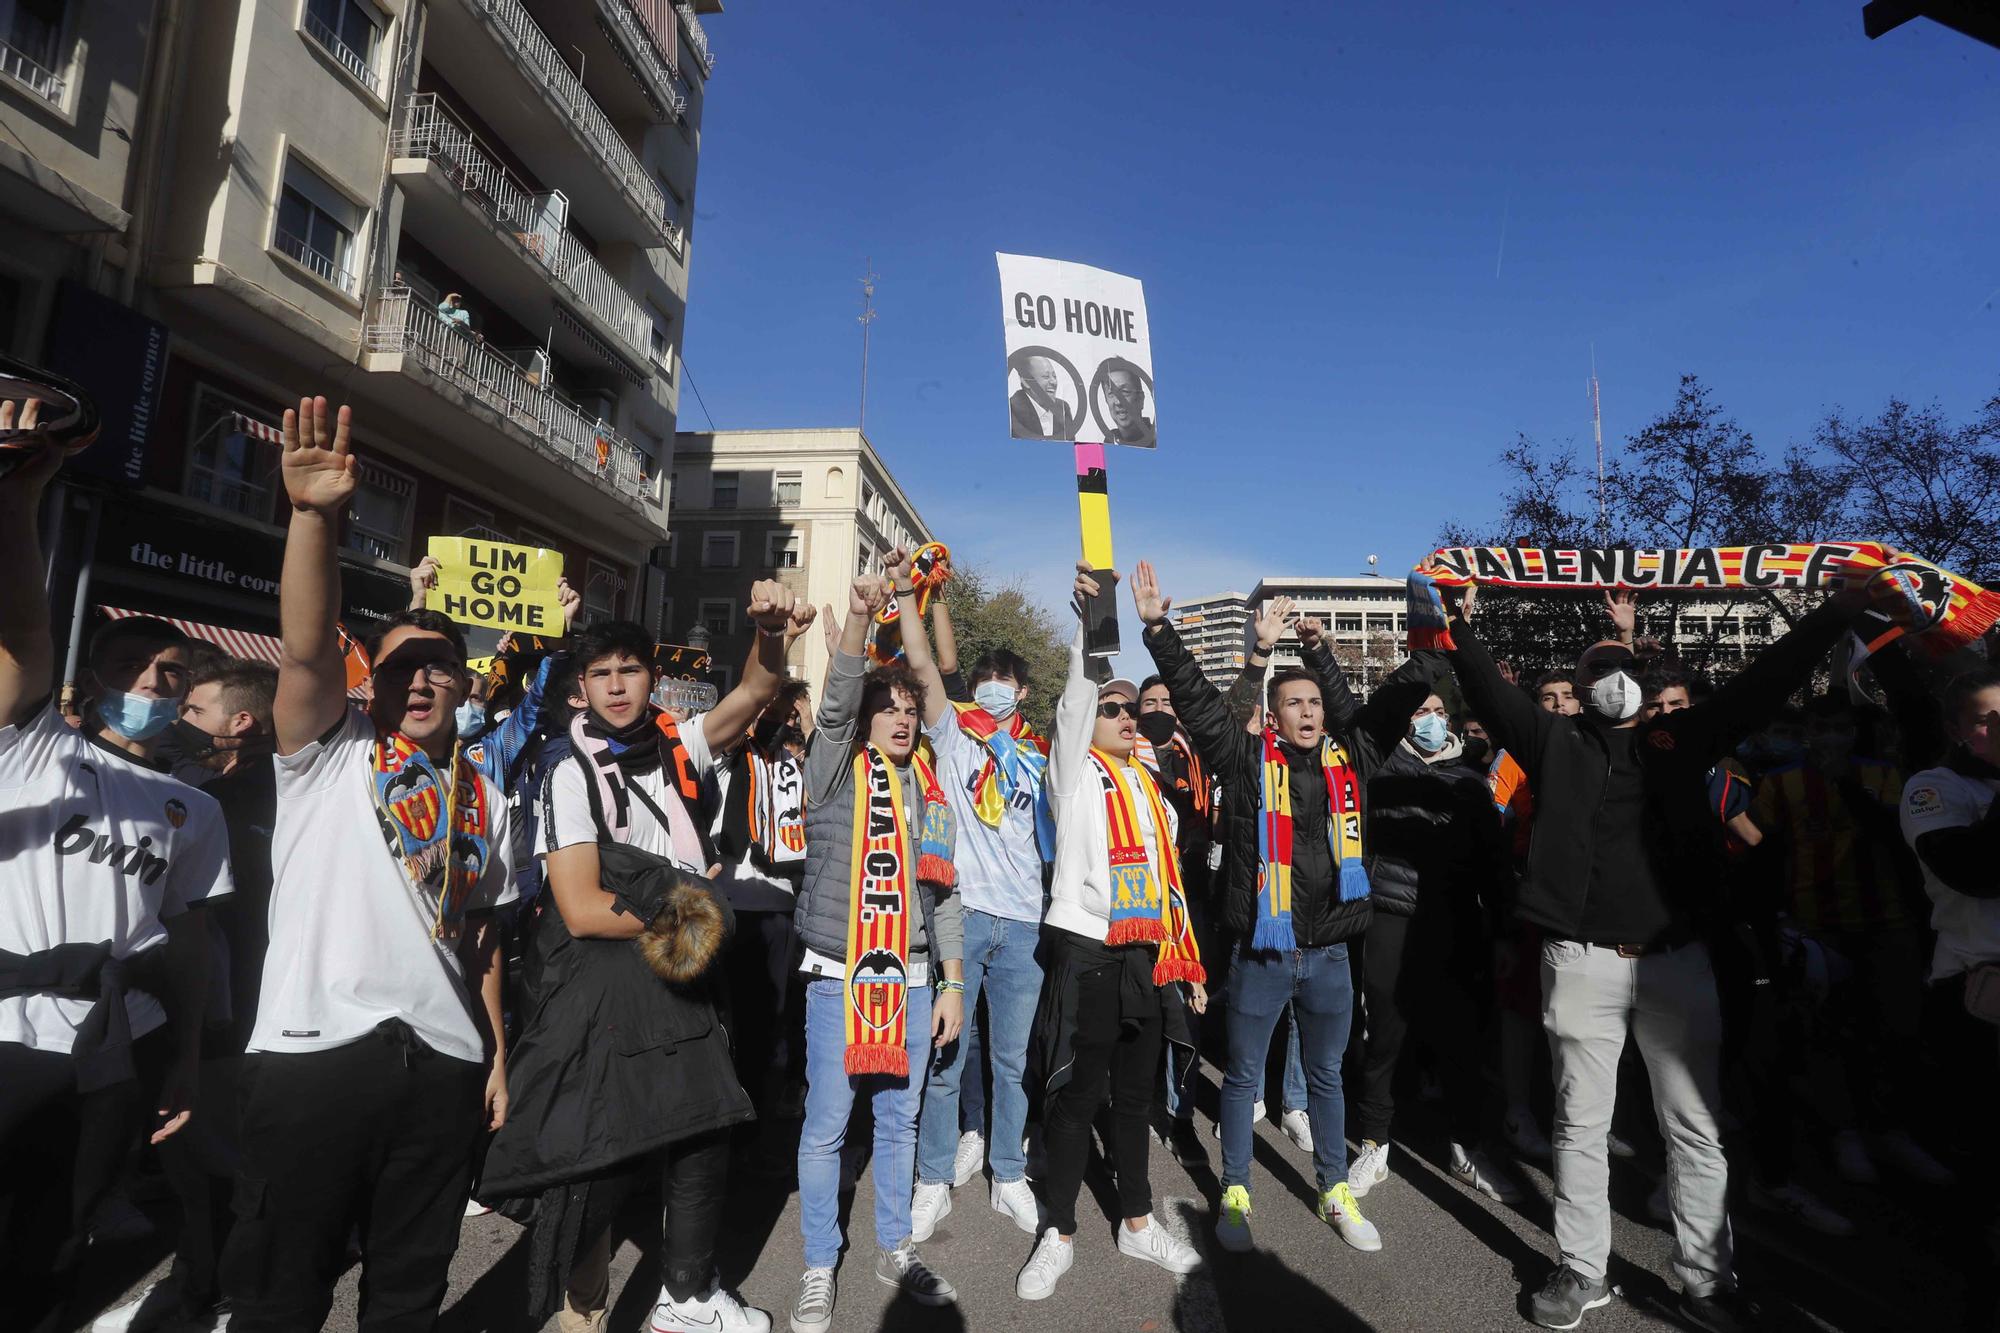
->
<box><xmin>711</xmin><ymin>471</ymin><xmax>737</xmax><ymax>509</ymax></box>
<box><xmin>1333</xmin><ymin>614</ymin><xmax>1362</xmax><ymax>634</ymax></box>
<box><xmin>702</xmin><ymin>531</ymin><xmax>737</xmax><ymax>568</ymax></box>
<box><xmin>275</xmin><ymin>157</ymin><xmax>361</xmax><ymax>295</ymax></box>
<box><xmin>344</xmin><ymin>458</ymin><xmax>414</xmax><ymax>563</ymax></box>
<box><xmin>584</xmin><ymin>558</ymin><xmax>621</xmax><ymax>622</ymax></box>
<box><xmin>184</xmin><ymin>387</ymin><xmax>280</xmax><ymax>521</ymax></box>
<box><xmin>302</xmin><ymin>0</ymin><xmax>383</xmax><ymax>94</ymax></box>
<box><xmin>1</xmin><ymin>0</ymin><xmax>68</xmax><ymax>104</ymax></box>
<box><xmin>765</xmin><ymin>530</ymin><xmax>800</xmax><ymax>569</ymax></box>
<box><xmin>698</xmin><ymin>599</ymin><xmax>733</xmax><ymax>638</ymax></box>
<box><xmin>824</xmin><ymin>466</ymin><xmax>845</xmax><ymax>500</ymax></box>
<box><xmin>775</xmin><ymin>470</ymin><xmax>802</xmax><ymax>506</ymax></box>
<box><xmin>444</xmin><ymin>497</ymin><xmax>505</xmax><ymax>542</ymax></box>
<box><xmin>646</xmin><ymin>300</ymin><xmax>673</xmax><ymax>366</ymax></box>
<box><xmin>861</xmin><ymin>481</ymin><xmax>876</xmax><ymax>517</ymax></box>
<box><xmin>658</xmin><ymin>175</ymin><xmax>686</xmax><ymax>245</ymax></box>
<box><xmin>1366</xmin><ymin>614</ymin><xmax>1395</xmax><ymax>633</ymax></box>
<box><xmin>652</xmin><ymin>593</ymin><xmax>673</xmax><ymax>640</ymax></box>
<box><xmin>663</xmin><ymin>531</ymin><xmax>678</xmax><ymax>567</ymax></box>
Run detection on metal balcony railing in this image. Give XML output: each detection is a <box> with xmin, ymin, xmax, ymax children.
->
<box><xmin>460</xmin><ymin>0</ymin><xmax>670</xmax><ymax>229</ymax></box>
<box><xmin>273</xmin><ymin>229</ymin><xmax>360</xmax><ymax>295</ymax></box>
<box><xmin>302</xmin><ymin>10</ymin><xmax>383</xmax><ymax>94</ymax></box>
<box><xmin>675</xmin><ymin>3</ymin><xmax>714</xmax><ymax>74</ymax></box>
<box><xmin>394</xmin><ymin>94</ymin><xmax>653</xmax><ymax>363</ymax></box>
<box><xmin>600</xmin><ymin>0</ymin><xmax>687</xmax><ymax>119</ymax></box>
<box><xmin>0</xmin><ymin>37</ymin><xmax>66</xmax><ymax>105</ymax></box>
<box><xmin>365</xmin><ymin>287</ymin><xmax>652</xmax><ymax>505</ymax></box>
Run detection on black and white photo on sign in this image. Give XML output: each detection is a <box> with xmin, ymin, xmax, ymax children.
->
<box><xmin>996</xmin><ymin>252</ymin><xmax>1155</xmax><ymax>447</ymax></box>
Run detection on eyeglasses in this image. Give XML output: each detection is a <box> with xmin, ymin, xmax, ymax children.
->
<box><xmin>1098</xmin><ymin>700</ymin><xmax>1138</xmax><ymax>720</ymax></box>
<box><xmin>379</xmin><ymin>660</ymin><xmax>467</xmax><ymax>686</ymax></box>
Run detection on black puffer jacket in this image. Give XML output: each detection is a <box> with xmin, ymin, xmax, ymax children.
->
<box><xmin>1144</xmin><ymin>620</ymin><xmax>1444</xmax><ymax>947</ymax></box>
<box><xmin>1364</xmin><ymin>736</ymin><xmax>1505</xmax><ymax>927</ymax></box>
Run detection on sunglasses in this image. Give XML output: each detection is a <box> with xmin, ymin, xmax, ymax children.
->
<box><xmin>1097</xmin><ymin>699</ymin><xmax>1138</xmax><ymax>720</ymax></box>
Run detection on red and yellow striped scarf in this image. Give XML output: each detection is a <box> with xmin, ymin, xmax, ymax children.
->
<box><xmin>1095</xmin><ymin>751</ymin><xmax>1204</xmax><ymax>985</ymax></box>
<box><xmin>843</xmin><ymin>746</ymin><xmax>954</xmax><ymax>1076</ymax></box>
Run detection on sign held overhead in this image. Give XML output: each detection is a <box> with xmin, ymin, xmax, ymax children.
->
<box><xmin>425</xmin><ymin>536</ymin><xmax>565</xmax><ymax>634</ymax></box>
<box><xmin>997</xmin><ymin>253</ymin><xmax>1155</xmax><ymax>448</ymax></box>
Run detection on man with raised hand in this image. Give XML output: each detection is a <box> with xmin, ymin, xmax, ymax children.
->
<box><xmin>892</xmin><ymin>546</ymin><xmax>1050</xmax><ymax>1242</ymax></box>
<box><xmin>1134</xmin><ymin>561</ymin><xmax>1441</xmax><ymax>1258</ymax></box>
<box><xmin>1437</xmin><ymin>562</ymin><xmax>1875</xmax><ymax>1333</ymax></box>
<box><xmin>0</xmin><ymin>397</ymin><xmax>231</xmax><ymax>1333</ymax></box>
<box><xmin>221</xmin><ymin>397</ymin><xmax>515</xmax><ymax>1332</ymax></box>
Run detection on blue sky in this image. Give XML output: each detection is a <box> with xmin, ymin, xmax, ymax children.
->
<box><xmin>677</xmin><ymin>3</ymin><xmax>1999</xmax><ymax>672</ymax></box>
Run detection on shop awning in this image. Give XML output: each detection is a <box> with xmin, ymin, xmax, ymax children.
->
<box><xmin>101</xmin><ymin>606</ymin><xmax>281</xmax><ymax>666</ymax></box>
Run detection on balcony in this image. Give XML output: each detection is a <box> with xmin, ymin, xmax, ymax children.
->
<box><xmin>426</xmin><ymin>0</ymin><xmax>671</xmax><ymax>247</ymax></box>
<box><xmin>391</xmin><ymin>93</ymin><xmax>653</xmax><ymax>377</ymax></box>
<box><xmin>0</xmin><ymin>36</ymin><xmax>66</xmax><ymax>106</ymax></box>
<box><xmin>523</xmin><ymin>0</ymin><xmax>686</xmax><ymax>126</ymax></box>
<box><xmin>675</xmin><ymin>3</ymin><xmax>714</xmax><ymax>76</ymax></box>
<box><xmin>363</xmin><ymin>286</ymin><xmax>655</xmax><ymax>515</ymax></box>
<box><xmin>302</xmin><ymin>9</ymin><xmax>383</xmax><ymax>97</ymax></box>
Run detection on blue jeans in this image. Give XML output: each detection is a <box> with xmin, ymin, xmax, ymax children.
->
<box><xmin>1222</xmin><ymin>942</ymin><xmax>1354</xmax><ymax>1192</ymax></box>
<box><xmin>798</xmin><ymin>977</ymin><xmax>934</xmax><ymax>1268</ymax></box>
<box><xmin>916</xmin><ymin>910</ymin><xmax>1042</xmax><ymax>1186</ymax></box>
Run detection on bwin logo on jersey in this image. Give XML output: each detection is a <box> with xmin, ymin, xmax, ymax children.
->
<box><xmin>53</xmin><ymin>814</ymin><xmax>169</xmax><ymax>884</ymax></box>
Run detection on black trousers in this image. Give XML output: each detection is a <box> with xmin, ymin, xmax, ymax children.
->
<box><xmin>0</xmin><ymin>1030</ymin><xmax>170</xmax><ymax>1333</ymax></box>
<box><xmin>159</xmin><ymin>1054</ymin><xmax>244</xmax><ymax>1308</ymax></box>
<box><xmin>1352</xmin><ymin>910</ymin><xmax>1486</xmax><ymax>1146</ymax></box>
<box><xmin>1042</xmin><ymin>936</ymin><xmax>1162</xmax><ymax>1236</ymax></box>
<box><xmin>221</xmin><ymin>1024</ymin><xmax>486</xmax><ymax>1332</ymax></box>
<box><xmin>726</xmin><ymin>907</ymin><xmax>801</xmax><ymax>1118</ymax></box>
<box><xmin>578</xmin><ymin>1129</ymin><xmax>731</xmax><ymax>1302</ymax></box>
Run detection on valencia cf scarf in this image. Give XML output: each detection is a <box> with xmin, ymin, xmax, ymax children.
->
<box><xmin>371</xmin><ymin>730</ymin><xmax>488</xmax><ymax>940</ymax></box>
<box><xmin>1255</xmin><ymin>730</ymin><xmax>1368</xmax><ymax>952</ymax></box>
<box><xmin>747</xmin><ymin>748</ymin><xmax>808</xmax><ymax>864</ymax></box>
<box><xmin>1094</xmin><ymin>751</ymin><xmax>1205</xmax><ymax>985</ymax></box>
<box><xmin>843</xmin><ymin>746</ymin><xmax>955</xmax><ymax>1076</ymax></box>
<box><xmin>952</xmin><ymin>703</ymin><xmax>1049</xmax><ymax>828</ymax></box>
<box><xmin>867</xmin><ymin>541</ymin><xmax>954</xmax><ymax>666</ymax></box>
<box><xmin>1407</xmin><ymin>543</ymin><xmax>2000</xmax><ymax>657</ymax></box>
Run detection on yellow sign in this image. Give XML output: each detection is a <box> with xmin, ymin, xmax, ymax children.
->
<box><xmin>467</xmin><ymin>656</ymin><xmax>495</xmax><ymax>677</ymax></box>
<box><xmin>425</xmin><ymin>536</ymin><xmax>564</xmax><ymax>634</ymax></box>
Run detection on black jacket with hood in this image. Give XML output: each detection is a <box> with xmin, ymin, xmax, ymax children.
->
<box><xmin>1364</xmin><ymin>733</ymin><xmax>1506</xmax><ymax>930</ymax></box>
<box><xmin>1144</xmin><ymin>619</ymin><xmax>1444</xmax><ymax>947</ymax></box>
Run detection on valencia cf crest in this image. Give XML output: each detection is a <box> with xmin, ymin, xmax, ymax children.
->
<box><xmin>382</xmin><ymin>765</ymin><xmax>442</xmax><ymax>845</ymax></box>
<box><xmin>848</xmin><ymin>948</ymin><xmax>908</xmax><ymax>1033</ymax></box>
<box><xmin>1860</xmin><ymin>562</ymin><xmax>1951</xmax><ymax>638</ymax></box>
<box><xmin>164</xmin><ymin>798</ymin><xmax>187</xmax><ymax>829</ymax></box>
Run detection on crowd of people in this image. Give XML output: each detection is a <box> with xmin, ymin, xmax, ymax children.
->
<box><xmin>2</xmin><ymin>385</ymin><xmax>1998</xmax><ymax>1333</ymax></box>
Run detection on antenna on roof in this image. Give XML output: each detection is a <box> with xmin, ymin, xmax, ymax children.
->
<box><xmin>857</xmin><ymin>258</ymin><xmax>878</xmax><ymax>434</ymax></box>
<box><xmin>1589</xmin><ymin>344</ymin><xmax>1606</xmax><ymax>544</ymax></box>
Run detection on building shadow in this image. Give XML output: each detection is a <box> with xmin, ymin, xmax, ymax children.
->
<box><xmin>1169</xmin><ymin>1198</ymin><xmax>1373</xmax><ymax>1333</ymax></box>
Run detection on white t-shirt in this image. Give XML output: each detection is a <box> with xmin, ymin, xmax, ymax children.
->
<box><xmin>1902</xmin><ymin>764</ymin><xmax>2000</xmax><ymax>979</ymax></box>
<box><xmin>0</xmin><ymin>702</ymin><xmax>233</xmax><ymax>1053</ymax></box>
<box><xmin>707</xmin><ymin>760</ymin><xmax>800</xmax><ymax>903</ymax></box>
<box><xmin>540</xmin><ymin>719</ymin><xmax>721</xmax><ymax>875</ymax></box>
<box><xmin>925</xmin><ymin>711</ymin><xmax>1045</xmax><ymax>924</ymax></box>
<box><xmin>253</xmin><ymin>708</ymin><xmax>515</xmax><ymax>1063</ymax></box>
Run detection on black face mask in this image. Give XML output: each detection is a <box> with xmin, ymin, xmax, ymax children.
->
<box><xmin>1136</xmin><ymin>712</ymin><xmax>1178</xmax><ymax>746</ymax></box>
<box><xmin>1461</xmin><ymin>735</ymin><xmax>1492</xmax><ymax>767</ymax></box>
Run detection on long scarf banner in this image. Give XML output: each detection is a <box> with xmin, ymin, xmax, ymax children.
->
<box><xmin>1407</xmin><ymin>542</ymin><xmax>2000</xmax><ymax>658</ymax></box>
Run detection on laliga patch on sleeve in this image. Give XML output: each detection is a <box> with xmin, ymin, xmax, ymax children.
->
<box><xmin>1906</xmin><ymin>786</ymin><xmax>1944</xmax><ymax>818</ymax></box>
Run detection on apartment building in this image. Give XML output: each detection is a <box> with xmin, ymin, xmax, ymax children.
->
<box><xmin>669</xmin><ymin>428</ymin><xmax>933</xmax><ymax>690</ymax></box>
<box><xmin>4</xmin><ymin>0</ymin><xmax>721</xmax><ymax>670</ymax></box>
<box><xmin>1163</xmin><ymin>591</ymin><xmax>1251</xmax><ymax>691</ymax></box>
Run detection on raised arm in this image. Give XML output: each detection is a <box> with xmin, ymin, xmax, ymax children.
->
<box><xmin>1351</xmin><ymin>649</ymin><xmax>1447</xmax><ymax>758</ymax></box>
<box><xmin>805</xmin><ymin>576</ymin><xmax>888</xmax><ymax>802</ymax></box>
<box><xmin>1293</xmin><ymin>613</ymin><xmax>1362</xmax><ymax>735</ymax></box>
<box><xmin>275</xmin><ymin>397</ymin><xmax>358</xmax><ymax>755</ymax></box>
<box><xmin>1438</xmin><ymin>583</ymin><xmax>1549</xmax><ymax>782</ymax></box>
<box><xmin>1866</xmin><ymin>643</ymin><xmax>1948</xmax><ymax>772</ymax></box>
<box><xmin>1675</xmin><ymin>595</ymin><xmax>1858</xmax><ymax>763</ymax></box>
<box><xmin>886</xmin><ymin>547</ymin><xmax>951</xmax><ymax>726</ymax></box>
<box><xmin>699</xmin><ymin>579</ymin><xmax>804</xmax><ymax>751</ymax></box>
<box><xmin>0</xmin><ymin>398</ymin><xmax>62</xmax><ymax>728</ymax></box>
<box><xmin>931</xmin><ymin>594</ymin><xmax>971</xmax><ymax>703</ymax></box>
<box><xmin>484</xmin><ymin>580</ymin><xmax>580</xmax><ymax>778</ymax></box>
<box><xmin>1132</xmin><ymin>559</ymin><xmax>1243</xmax><ymax>772</ymax></box>
<box><xmin>1050</xmin><ymin>565</ymin><xmax>1104</xmax><ymax>799</ymax></box>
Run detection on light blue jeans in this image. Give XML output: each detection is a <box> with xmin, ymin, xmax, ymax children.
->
<box><xmin>798</xmin><ymin>977</ymin><xmax>934</xmax><ymax>1268</ymax></box>
<box><xmin>916</xmin><ymin>909</ymin><xmax>1043</xmax><ymax>1185</ymax></box>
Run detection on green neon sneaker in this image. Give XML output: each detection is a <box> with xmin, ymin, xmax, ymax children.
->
<box><xmin>1214</xmin><ymin>1184</ymin><xmax>1253</xmax><ymax>1253</ymax></box>
<box><xmin>1317</xmin><ymin>1181</ymin><xmax>1383</xmax><ymax>1252</ymax></box>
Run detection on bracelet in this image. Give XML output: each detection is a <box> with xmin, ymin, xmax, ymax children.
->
<box><xmin>894</xmin><ymin>584</ymin><xmax>916</xmax><ymax>597</ymax></box>
<box><xmin>936</xmin><ymin>979</ymin><xmax>965</xmax><ymax>994</ymax></box>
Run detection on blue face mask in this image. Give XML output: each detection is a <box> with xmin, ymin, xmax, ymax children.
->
<box><xmin>455</xmin><ymin>700</ymin><xmax>488</xmax><ymax>739</ymax></box>
<box><xmin>974</xmin><ymin>681</ymin><xmax>1018</xmax><ymax>721</ymax></box>
<box><xmin>95</xmin><ymin>691</ymin><xmax>181</xmax><ymax>742</ymax></box>
<box><xmin>1411</xmin><ymin>713</ymin><xmax>1451</xmax><ymax>754</ymax></box>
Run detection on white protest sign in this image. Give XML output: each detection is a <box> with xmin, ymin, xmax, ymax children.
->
<box><xmin>996</xmin><ymin>253</ymin><xmax>1155</xmax><ymax>448</ymax></box>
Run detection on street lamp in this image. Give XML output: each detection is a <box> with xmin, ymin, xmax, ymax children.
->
<box><xmin>687</xmin><ymin>623</ymin><xmax>711</xmax><ymax>654</ymax></box>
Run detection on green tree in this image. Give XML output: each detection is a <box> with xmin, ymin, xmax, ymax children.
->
<box><xmin>936</xmin><ymin>560</ymin><xmax>1072</xmax><ymax>736</ymax></box>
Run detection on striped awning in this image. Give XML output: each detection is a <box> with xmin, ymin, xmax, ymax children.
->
<box><xmin>230</xmin><ymin>412</ymin><xmax>284</xmax><ymax>446</ymax></box>
<box><xmin>100</xmin><ymin>606</ymin><xmax>282</xmax><ymax>666</ymax></box>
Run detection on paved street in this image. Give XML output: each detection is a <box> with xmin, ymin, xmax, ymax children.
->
<box><xmin>76</xmin><ymin>1057</ymin><xmax>1973</xmax><ymax>1333</ymax></box>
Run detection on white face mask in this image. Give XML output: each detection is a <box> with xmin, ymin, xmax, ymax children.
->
<box><xmin>973</xmin><ymin>680</ymin><xmax>1018</xmax><ymax>721</ymax></box>
<box><xmin>1587</xmin><ymin>671</ymin><xmax>1643</xmax><ymax>722</ymax></box>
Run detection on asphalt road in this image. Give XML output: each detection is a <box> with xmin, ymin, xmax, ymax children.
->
<box><xmin>76</xmin><ymin>1059</ymin><xmax>1974</xmax><ymax>1333</ymax></box>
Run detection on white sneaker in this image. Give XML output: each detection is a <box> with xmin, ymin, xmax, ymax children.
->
<box><xmin>1606</xmin><ymin>1130</ymin><xmax>1638</xmax><ymax>1160</ymax></box>
<box><xmin>1215</xmin><ymin>1185</ymin><xmax>1253</xmax><ymax>1253</ymax></box>
<box><xmin>1117</xmin><ymin>1215</ymin><xmax>1204</xmax><ymax>1274</ymax></box>
<box><xmin>1318</xmin><ymin>1182</ymin><xmax>1383</xmax><ymax>1252</ymax></box>
<box><xmin>1016</xmin><ymin>1228</ymin><xmax>1074</xmax><ymax>1301</ymax></box>
<box><xmin>1347</xmin><ymin>1140</ymin><xmax>1391</xmax><ymax>1198</ymax></box>
<box><xmin>1211</xmin><ymin>1098</ymin><xmax>1266</xmax><ymax>1139</ymax></box>
<box><xmin>1449</xmin><ymin>1142</ymin><xmax>1523</xmax><ymax>1204</ymax></box>
<box><xmin>1280</xmin><ymin>1108</ymin><xmax>1314</xmax><ymax>1154</ymax></box>
<box><xmin>910</xmin><ymin>1181</ymin><xmax>951</xmax><ymax>1243</ymax></box>
<box><xmin>464</xmin><ymin>1197</ymin><xmax>493</xmax><ymax>1217</ymax></box>
<box><xmin>788</xmin><ymin>1268</ymin><xmax>835</xmax><ymax>1333</ymax></box>
<box><xmin>991</xmin><ymin>1177</ymin><xmax>1039</xmax><ymax>1234</ymax></box>
<box><xmin>1503</xmin><ymin>1107</ymin><xmax>1553</xmax><ymax>1161</ymax></box>
<box><xmin>1875</xmin><ymin>1129</ymin><xmax>1955</xmax><ymax>1186</ymax></box>
<box><xmin>1749</xmin><ymin>1179</ymin><xmax>1857</xmax><ymax>1238</ymax></box>
<box><xmin>1833</xmin><ymin>1130</ymin><xmax>1880</xmax><ymax>1185</ymax></box>
<box><xmin>90</xmin><ymin>1280</ymin><xmax>184</xmax><ymax>1333</ymax></box>
<box><xmin>652</xmin><ymin>1280</ymin><xmax>771</xmax><ymax>1333</ymax></box>
<box><xmin>952</xmin><ymin>1130</ymin><xmax>986</xmax><ymax>1187</ymax></box>
<box><xmin>875</xmin><ymin>1242</ymin><xmax>955</xmax><ymax>1305</ymax></box>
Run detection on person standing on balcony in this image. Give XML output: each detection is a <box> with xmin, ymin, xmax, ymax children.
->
<box><xmin>437</xmin><ymin>292</ymin><xmax>471</xmax><ymax>332</ymax></box>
